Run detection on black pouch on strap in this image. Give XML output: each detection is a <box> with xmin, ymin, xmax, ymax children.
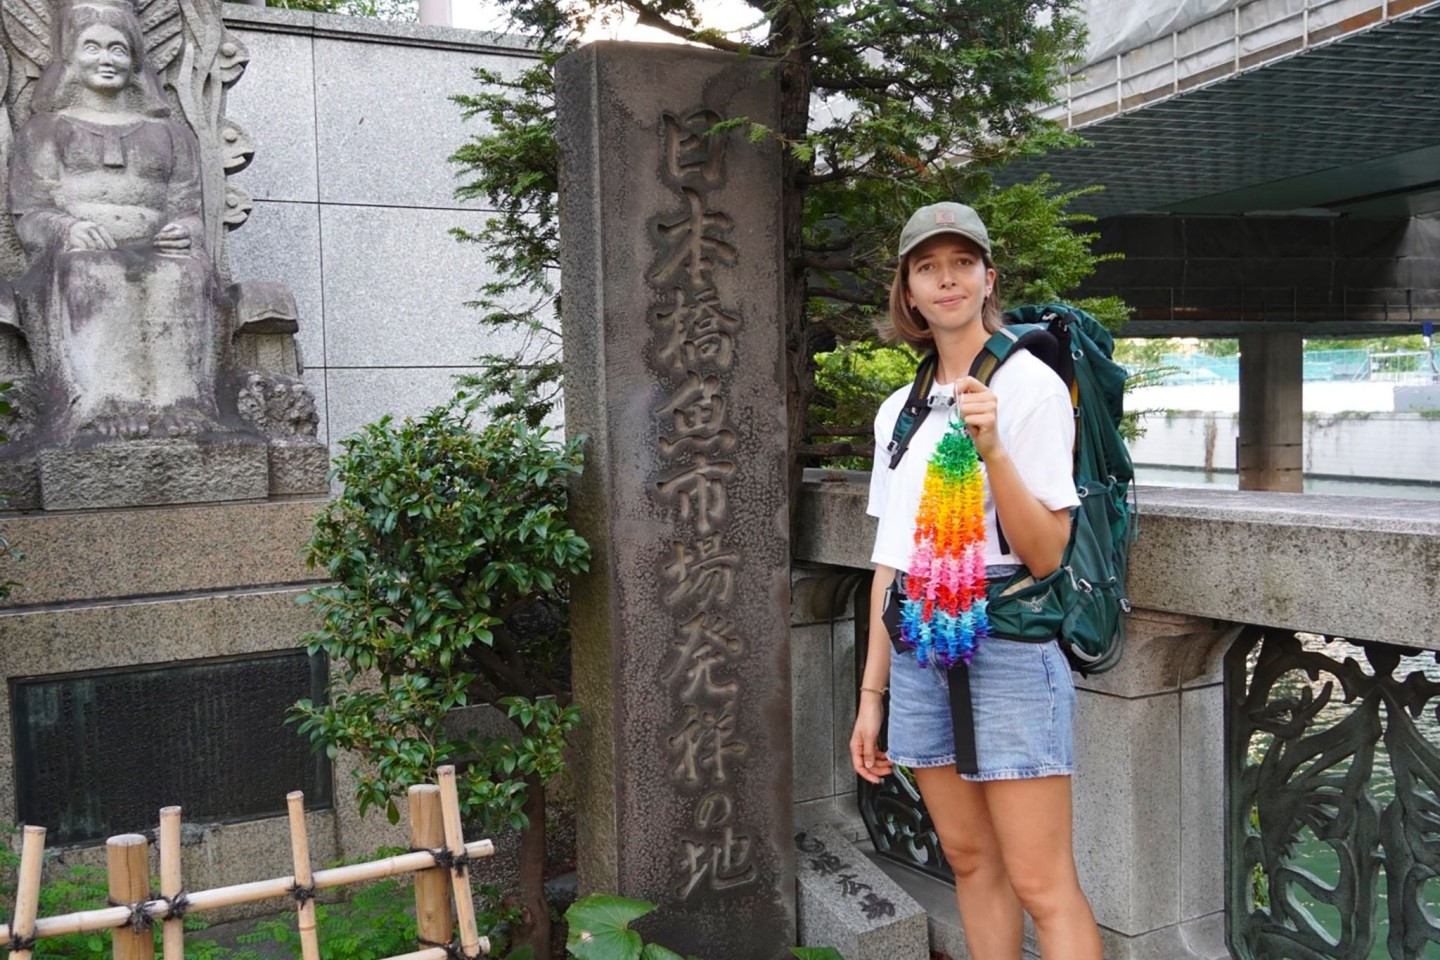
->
<box><xmin>947</xmin><ymin>663</ymin><xmax>978</xmax><ymax>775</ymax></box>
<box><xmin>881</xmin><ymin>583</ymin><xmax>905</xmax><ymax>653</ymax></box>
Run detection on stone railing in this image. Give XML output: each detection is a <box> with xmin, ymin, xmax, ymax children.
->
<box><xmin>791</xmin><ymin>472</ymin><xmax>1440</xmax><ymax>960</ymax></box>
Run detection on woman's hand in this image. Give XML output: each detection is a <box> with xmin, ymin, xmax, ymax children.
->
<box><xmin>955</xmin><ymin>376</ymin><xmax>1000</xmax><ymax>458</ymax></box>
<box><xmin>850</xmin><ymin>695</ymin><xmax>893</xmax><ymax>784</ymax></box>
<box><xmin>66</xmin><ymin>220</ymin><xmax>115</xmax><ymax>251</ymax></box>
<box><xmin>153</xmin><ymin>222</ymin><xmax>192</xmax><ymax>251</ymax></box>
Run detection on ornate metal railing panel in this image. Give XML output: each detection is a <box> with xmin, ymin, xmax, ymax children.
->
<box><xmin>856</xmin><ymin>734</ymin><xmax>951</xmax><ymax>883</ymax></box>
<box><xmin>1226</xmin><ymin>626</ymin><xmax>1440</xmax><ymax>960</ymax></box>
<box><xmin>853</xmin><ymin>582</ymin><xmax>952</xmax><ymax>882</ymax></box>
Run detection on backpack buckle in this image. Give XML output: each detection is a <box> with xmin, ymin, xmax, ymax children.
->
<box><xmin>926</xmin><ymin>393</ymin><xmax>954</xmax><ymax>409</ymax></box>
<box><xmin>885</xmin><ymin>438</ymin><xmax>899</xmax><ymax>455</ymax></box>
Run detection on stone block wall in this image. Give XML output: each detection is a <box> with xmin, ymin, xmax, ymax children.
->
<box><xmin>222</xmin><ymin>7</ymin><xmax>540</xmax><ymax>452</ymax></box>
<box><xmin>791</xmin><ymin>566</ymin><xmax>868</xmax><ymax>831</ymax></box>
<box><xmin>0</xmin><ymin>499</ymin><xmax>408</xmax><ymax>909</ymax></box>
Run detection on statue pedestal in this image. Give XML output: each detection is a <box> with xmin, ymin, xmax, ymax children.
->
<box><xmin>25</xmin><ymin>437</ymin><xmax>327</xmax><ymax>510</ymax></box>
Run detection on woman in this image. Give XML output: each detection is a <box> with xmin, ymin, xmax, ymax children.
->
<box><xmin>10</xmin><ymin>0</ymin><xmax>217</xmax><ymax>440</ymax></box>
<box><xmin>849</xmin><ymin>201</ymin><xmax>1103</xmax><ymax>959</ymax></box>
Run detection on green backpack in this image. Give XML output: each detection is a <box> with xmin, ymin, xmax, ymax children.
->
<box><xmin>886</xmin><ymin>303</ymin><xmax>1134</xmax><ymax>675</ymax></box>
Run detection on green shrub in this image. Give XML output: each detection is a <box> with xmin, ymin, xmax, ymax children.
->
<box><xmin>293</xmin><ymin>394</ymin><xmax>589</xmax><ymax>958</ymax></box>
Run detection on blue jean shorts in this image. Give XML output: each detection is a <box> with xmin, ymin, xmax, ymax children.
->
<box><xmin>887</xmin><ymin>631</ymin><xmax>1076</xmax><ymax>782</ymax></box>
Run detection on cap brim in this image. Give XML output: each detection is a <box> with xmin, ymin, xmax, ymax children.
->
<box><xmin>899</xmin><ymin>226</ymin><xmax>990</xmax><ymax>258</ymax></box>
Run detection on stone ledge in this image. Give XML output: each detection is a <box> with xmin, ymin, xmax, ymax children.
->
<box><xmin>795</xmin><ymin>472</ymin><xmax>1440</xmax><ymax>650</ymax></box>
<box><xmin>223</xmin><ymin>3</ymin><xmax>539</xmax><ymax>55</ymax></box>
<box><xmin>0</xmin><ymin>498</ymin><xmax>328</xmax><ymax>608</ymax></box>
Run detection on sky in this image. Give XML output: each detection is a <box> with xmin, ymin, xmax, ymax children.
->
<box><xmin>450</xmin><ymin>0</ymin><xmax>762</xmax><ymax>41</ymax></box>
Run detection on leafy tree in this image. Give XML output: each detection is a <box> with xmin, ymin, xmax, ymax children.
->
<box><xmin>451</xmin><ymin>0</ymin><xmax>1126</xmax><ymax>483</ymax></box>
<box><xmin>293</xmin><ymin>395</ymin><xmax>589</xmax><ymax>959</ymax></box>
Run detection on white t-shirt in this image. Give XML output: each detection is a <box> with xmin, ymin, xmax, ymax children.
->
<box><xmin>866</xmin><ymin>351</ymin><xmax>1081</xmax><ymax>570</ymax></box>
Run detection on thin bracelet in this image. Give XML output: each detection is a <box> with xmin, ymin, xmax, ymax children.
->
<box><xmin>859</xmin><ymin>685</ymin><xmax>887</xmax><ymax>697</ymax></box>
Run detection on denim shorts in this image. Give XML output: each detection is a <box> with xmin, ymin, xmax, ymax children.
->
<box><xmin>887</xmin><ymin>631</ymin><xmax>1076</xmax><ymax>782</ymax></box>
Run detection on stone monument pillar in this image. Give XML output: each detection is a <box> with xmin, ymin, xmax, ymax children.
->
<box><xmin>557</xmin><ymin>42</ymin><xmax>794</xmax><ymax>958</ymax></box>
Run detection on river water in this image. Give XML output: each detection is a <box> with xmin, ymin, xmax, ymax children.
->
<box><xmin>1242</xmin><ymin>635</ymin><xmax>1440</xmax><ymax>957</ymax></box>
<box><xmin>1138</xmin><ymin>467</ymin><xmax>1440</xmax><ymax>501</ymax></box>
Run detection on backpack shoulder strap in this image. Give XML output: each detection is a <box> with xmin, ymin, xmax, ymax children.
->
<box><xmin>967</xmin><ymin>323</ymin><xmax>1061</xmax><ymax>386</ymax></box>
<box><xmin>886</xmin><ymin>351</ymin><xmax>939</xmax><ymax>469</ymax></box>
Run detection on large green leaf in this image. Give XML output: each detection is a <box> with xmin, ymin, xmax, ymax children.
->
<box><xmin>791</xmin><ymin>949</ymin><xmax>846</xmax><ymax>960</ymax></box>
<box><xmin>565</xmin><ymin>895</ymin><xmax>655</xmax><ymax>960</ymax></box>
<box><xmin>639</xmin><ymin>944</ymin><xmax>692</xmax><ymax>960</ymax></box>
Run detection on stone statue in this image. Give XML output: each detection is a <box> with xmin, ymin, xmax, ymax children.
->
<box><xmin>13</xmin><ymin>0</ymin><xmax>216</xmax><ymax>440</ymax></box>
<box><xmin>0</xmin><ymin>0</ymin><xmax>326</xmax><ymax>509</ymax></box>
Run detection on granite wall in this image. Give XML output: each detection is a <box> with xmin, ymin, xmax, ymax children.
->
<box><xmin>222</xmin><ymin>6</ymin><xmax>540</xmax><ymax>452</ymax></box>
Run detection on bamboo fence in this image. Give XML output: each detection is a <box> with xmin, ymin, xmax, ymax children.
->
<box><xmin>0</xmin><ymin>766</ymin><xmax>493</xmax><ymax>960</ymax></box>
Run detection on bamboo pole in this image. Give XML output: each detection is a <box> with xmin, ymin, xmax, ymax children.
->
<box><xmin>9</xmin><ymin>826</ymin><xmax>46</xmax><ymax>960</ymax></box>
<box><xmin>0</xmin><ymin>840</ymin><xmax>495</xmax><ymax>945</ymax></box>
<box><xmin>436</xmin><ymin>766</ymin><xmax>487</xmax><ymax>958</ymax></box>
<box><xmin>107</xmin><ymin>834</ymin><xmax>154</xmax><ymax>960</ymax></box>
<box><xmin>286</xmin><ymin>792</ymin><xmax>322</xmax><ymax>960</ymax></box>
<box><xmin>381</xmin><ymin>948</ymin><xmax>449</xmax><ymax>960</ymax></box>
<box><xmin>408</xmin><ymin>785</ymin><xmax>454</xmax><ymax>949</ymax></box>
<box><xmin>158</xmin><ymin>808</ymin><xmax>184</xmax><ymax>960</ymax></box>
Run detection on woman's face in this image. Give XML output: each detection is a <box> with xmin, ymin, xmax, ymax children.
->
<box><xmin>74</xmin><ymin>24</ymin><xmax>133</xmax><ymax>95</ymax></box>
<box><xmin>905</xmin><ymin>234</ymin><xmax>995</xmax><ymax>333</ymax></box>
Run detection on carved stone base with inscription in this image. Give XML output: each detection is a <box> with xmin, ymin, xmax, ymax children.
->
<box><xmin>558</xmin><ymin>41</ymin><xmax>794</xmax><ymax>960</ymax></box>
<box><xmin>796</xmin><ymin>825</ymin><xmax>928</xmax><ymax>960</ymax></box>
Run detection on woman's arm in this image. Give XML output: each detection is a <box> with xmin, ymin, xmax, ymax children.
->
<box><xmin>850</xmin><ymin>563</ymin><xmax>897</xmax><ymax>784</ymax></box>
<box><xmin>956</xmin><ymin>377</ymin><xmax>1070</xmax><ymax>577</ymax></box>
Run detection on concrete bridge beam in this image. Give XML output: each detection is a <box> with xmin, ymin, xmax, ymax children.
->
<box><xmin>1237</xmin><ymin>333</ymin><xmax>1303</xmax><ymax>492</ymax></box>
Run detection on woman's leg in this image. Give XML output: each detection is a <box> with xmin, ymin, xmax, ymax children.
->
<box><xmin>983</xmin><ymin>775</ymin><xmax>1102</xmax><ymax>960</ymax></box>
<box><xmin>914</xmin><ymin>767</ymin><xmax>1024</xmax><ymax>960</ymax></box>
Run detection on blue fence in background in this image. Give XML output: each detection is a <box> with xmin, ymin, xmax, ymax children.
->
<box><xmin>1150</xmin><ymin>350</ymin><xmax>1439</xmax><ymax>385</ymax></box>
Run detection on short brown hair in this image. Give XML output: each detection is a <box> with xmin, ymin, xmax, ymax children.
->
<box><xmin>877</xmin><ymin>253</ymin><xmax>1005</xmax><ymax>352</ymax></box>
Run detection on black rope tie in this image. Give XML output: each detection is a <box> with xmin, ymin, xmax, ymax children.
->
<box><xmin>289</xmin><ymin>883</ymin><xmax>318</xmax><ymax>906</ymax></box>
<box><xmin>160</xmin><ymin>892</ymin><xmax>191</xmax><ymax>921</ymax></box>
<box><xmin>418</xmin><ymin>936</ymin><xmax>473</xmax><ymax>960</ymax></box>
<box><xmin>423</xmin><ymin>846</ymin><xmax>470</xmax><ymax>877</ymax></box>
<box><xmin>122</xmin><ymin>901</ymin><xmax>156</xmax><ymax>935</ymax></box>
<box><xmin>106</xmin><ymin>897</ymin><xmax>157</xmax><ymax>935</ymax></box>
<box><xmin>8</xmin><ymin>929</ymin><xmax>38</xmax><ymax>953</ymax></box>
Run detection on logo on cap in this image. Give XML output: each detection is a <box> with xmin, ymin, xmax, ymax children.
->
<box><xmin>935</xmin><ymin>210</ymin><xmax>956</xmax><ymax>225</ymax></box>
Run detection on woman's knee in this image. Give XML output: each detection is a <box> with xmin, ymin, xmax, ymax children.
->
<box><xmin>1006</xmin><ymin>864</ymin><xmax>1084</xmax><ymax>919</ymax></box>
<box><xmin>937</xmin><ymin>834</ymin><xmax>1004</xmax><ymax>881</ymax></box>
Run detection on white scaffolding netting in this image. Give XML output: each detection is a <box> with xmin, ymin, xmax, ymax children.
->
<box><xmin>1082</xmin><ymin>0</ymin><xmax>1247</xmax><ymax>64</ymax></box>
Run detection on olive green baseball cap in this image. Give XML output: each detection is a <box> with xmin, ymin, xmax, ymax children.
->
<box><xmin>897</xmin><ymin>201</ymin><xmax>991</xmax><ymax>257</ymax></box>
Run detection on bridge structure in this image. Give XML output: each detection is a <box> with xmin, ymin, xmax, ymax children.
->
<box><xmin>1000</xmin><ymin>0</ymin><xmax>1440</xmax><ymax>490</ymax></box>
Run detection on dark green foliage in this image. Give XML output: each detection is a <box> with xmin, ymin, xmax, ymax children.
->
<box><xmin>449</xmin><ymin>0</ymin><xmax>1124</xmax><ymax>443</ymax></box>
<box><xmin>449</xmin><ymin>57</ymin><xmax>563</xmax><ymax>427</ymax></box>
<box><xmin>0</xmin><ymin>840</ymin><xmax>114</xmax><ymax>960</ymax></box>
<box><xmin>292</xmin><ymin>395</ymin><xmax>589</xmax><ymax>833</ymax></box>
<box><xmin>560</xmin><ymin>895</ymin><xmax>843</xmax><ymax>960</ymax></box>
<box><xmin>238</xmin><ymin>876</ymin><xmax>418</xmax><ymax>960</ymax></box>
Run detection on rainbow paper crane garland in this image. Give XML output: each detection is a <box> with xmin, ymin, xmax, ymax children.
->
<box><xmin>900</xmin><ymin>417</ymin><xmax>990</xmax><ymax>668</ymax></box>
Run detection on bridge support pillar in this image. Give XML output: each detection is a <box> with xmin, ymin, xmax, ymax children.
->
<box><xmin>1237</xmin><ymin>333</ymin><xmax>1302</xmax><ymax>492</ymax></box>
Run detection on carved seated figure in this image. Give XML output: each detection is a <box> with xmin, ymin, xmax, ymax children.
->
<box><xmin>10</xmin><ymin>0</ymin><xmax>217</xmax><ymax>441</ymax></box>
